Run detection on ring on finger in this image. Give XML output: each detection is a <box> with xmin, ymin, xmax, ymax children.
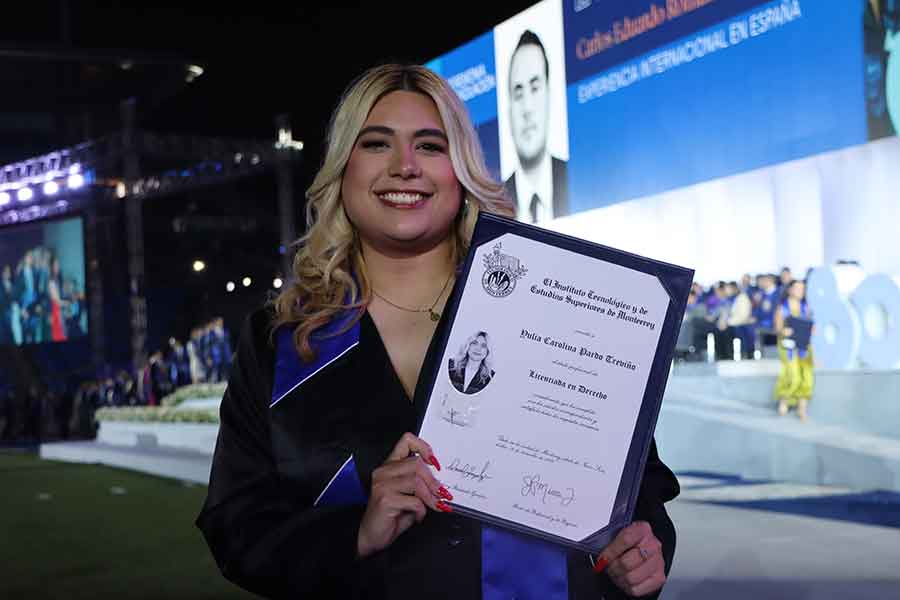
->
<box><xmin>638</xmin><ymin>547</ymin><xmax>650</xmax><ymax>561</ymax></box>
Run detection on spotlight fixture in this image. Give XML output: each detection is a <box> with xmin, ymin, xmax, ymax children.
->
<box><xmin>43</xmin><ymin>181</ymin><xmax>60</xmax><ymax>195</ymax></box>
<box><xmin>273</xmin><ymin>278</ymin><xmax>283</xmax><ymax>289</ymax></box>
<box><xmin>192</xmin><ymin>260</ymin><xmax>206</xmax><ymax>272</ymax></box>
<box><xmin>226</xmin><ymin>281</ymin><xmax>236</xmax><ymax>292</ymax></box>
<box><xmin>185</xmin><ymin>64</ymin><xmax>204</xmax><ymax>83</ymax></box>
<box><xmin>17</xmin><ymin>187</ymin><xmax>33</xmax><ymax>202</ymax></box>
<box><xmin>242</xmin><ymin>277</ymin><xmax>252</xmax><ymax>287</ymax></box>
<box><xmin>67</xmin><ymin>174</ymin><xmax>84</xmax><ymax>189</ymax></box>
<box><xmin>276</xmin><ymin>127</ymin><xmax>304</xmax><ymax>151</ymax></box>
<box><xmin>0</xmin><ymin>192</ymin><xmax>10</xmax><ymax>206</ymax></box>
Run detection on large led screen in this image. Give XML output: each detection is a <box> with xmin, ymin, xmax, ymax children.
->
<box><xmin>427</xmin><ymin>0</ymin><xmax>900</xmax><ymax>282</ymax></box>
<box><xmin>0</xmin><ymin>216</ymin><xmax>89</xmax><ymax>346</ymax></box>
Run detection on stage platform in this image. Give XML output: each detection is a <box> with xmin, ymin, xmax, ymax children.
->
<box><xmin>40</xmin><ymin>362</ymin><xmax>900</xmax><ymax>493</ymax></box>
<box><xmin>40</xmin><ymin>409</ymin><xmax>218</xmax><ymax>485</ymax></box>
<box><xmin>657</xmin><ymin>361</ymin><xmax>900</xmax><ymax>492</ymax></box>
<box><xmin>40</xmin><ymin>440</ymin><xmax>212</xmax><ymax>484</ymax></box>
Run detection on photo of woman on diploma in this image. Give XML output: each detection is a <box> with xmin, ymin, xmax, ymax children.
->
<box><xmin>196</xmin><ymin>63</ymin><xmax>679</xmax><ymax>600</ymax></box>
<box><xmin>448</xmin><ymin>330</ymin><xmax>495</xmax><ymax>394</ymax></box>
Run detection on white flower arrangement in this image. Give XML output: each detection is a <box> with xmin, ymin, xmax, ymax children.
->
<box><xmin>96</xmin><ymin>382</ymin><xmax>227</xmax><ymax>423</ymax></box>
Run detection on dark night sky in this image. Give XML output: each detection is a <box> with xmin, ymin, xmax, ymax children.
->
<box><xmin>0</xmin><ymin>1</ymin><xmax>539</xmax><ymax>353</ymax></box>
<box><xmin>2</xmin><ymin>1</ymin><xmax>539</xmax><ymax>171</ymax></box>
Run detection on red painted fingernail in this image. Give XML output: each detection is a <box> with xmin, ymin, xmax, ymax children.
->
<box><xmin>429</xmin><ymin>455</ymin><xmax>442</xmax><ymax>471</ymax></box>
<box><xmin>436</xmin><ymin>500</ymin><xmax>453</xmax><ymax>513</ymax></box>
<box><xmin>592</xmin><ymin>557</ymin><xmax>609</xmax><ymax>573</ymax></box>
<box><xmin>438</xmin><ymin>486</ymin><xmax>454</xmax><ymax>501</ymax></box>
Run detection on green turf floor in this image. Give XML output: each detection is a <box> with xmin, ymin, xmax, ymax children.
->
<box><xmin>0</xmin><ymin>451</ymin><xmax>256</xmax><ymax>599</ymax></box>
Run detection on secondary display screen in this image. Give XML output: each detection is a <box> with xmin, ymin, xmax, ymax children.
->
<box><xmin>0</xmin><ymin>216</ymin><xmax>88</xmax><ymax>346</ymax></box>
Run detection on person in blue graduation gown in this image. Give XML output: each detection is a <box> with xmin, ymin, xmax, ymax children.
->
<box><xmin>197</xmin><ymin>63</ymin><xmax>679</xmax><ymax>600</ymax></box>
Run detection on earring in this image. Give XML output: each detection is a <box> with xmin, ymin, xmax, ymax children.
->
<box><xmin>458</xmin><ymin>195</ymin><xmax>469</xmax><ymax>218</ymax></box>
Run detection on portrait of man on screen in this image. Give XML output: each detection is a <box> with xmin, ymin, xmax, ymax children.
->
<box><xmin>502</xmin><ymin>29</ymin><xmax>569</xmax><ymax>224</ymax></box>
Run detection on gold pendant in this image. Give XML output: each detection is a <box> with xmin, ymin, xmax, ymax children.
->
<box><xmin>429</xmin><ymin>310</ymin><xmax>441</xmax><ymax>322</ymax></box>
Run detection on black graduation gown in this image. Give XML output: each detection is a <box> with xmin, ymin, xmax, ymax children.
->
<box><xmin>196</xmin><ymin>307</ymin><xmax>679</xmax><ymax>599</ymax></box>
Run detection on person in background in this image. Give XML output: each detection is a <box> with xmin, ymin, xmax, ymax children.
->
<box><xmin>85</xmin><ymin>381</ymin><xmax>102</xmax><ymax>434</ymax></box>
<box><xmin>725</xmin><ymin>281</ymin><xmax>755</xmax><ymax>359</ymax></box>
<box><xmin>739</xmin><ymin>273</ymin><xmax>754</xmax><ymax>295</ymax></box>
<box><xmin>774</xmin><ymin>279</ymin><xmax>815</xmax><ymax>420</ymax></box>
<box><xmin>149</xmin><ymin>351</ymin><xmax>170</xmax><ymax>404</ymax></box>
<box><xmin>47</xmin><ymin>255</ymin><xmax>67</xmax><ymax>342</ymax></box>
<box><xmin>214</xmin><ymin>317</ymin><xmax>233</xmax><ymax>379</ymax></box>
<box><xmin>208</xmin><ymin>320</ymin><xmax>226</xmax><ymax>383</ymax></box>
<box><xmin>16</xmin><ymin>252</ymin><xmax>38</xmax><ymax>343</ymax></box>
<box><xmin>753</xmin><ymin>273</ymin><xmax>780</xmax><ymax>350</ymax></box>
<box><xmin>677</xmin><ymin>287</ymin><xmax>708</xmax><ymax>361</ymax></box>
<box><xmin>201</xmin><ymin>322</ymin><xmax>215</xmax><ymax>382</ymax></box>
<box><xmin>0</xmin><ymin>264</ymin><xmax>17</xmax><ymax>344</ymax></box>
<box><xmin>168</xmin><ymin>338</ymin><xmax>192</xmax><ymax>388</ymax></box>
<box><xmin>116</xmin><ymin>370</ymin><xmax>138</xmax><ymax>406</ymax></box>
<box><xmin>70</xmin><ymin>382</ymin><xmax>90</xmax><ymax>438</ymax></box>
<box><xmin>62</xmin><ymin>277</ymin><xmax>86</xmax><ymax>338</ymax></box>
<box><xmin>778</xmin><ymin>267</ymin><xmax>793</xmax><ymax>295</ymax></box>
<box><xmin>709</xmin><ymin>282</ymin><xmax>732</xmax><ymax>360</ymax></box>
<box><xmin>187</xmin><ymin>327</ymin><xmax>206</xmax><ymax>383</ymax></box>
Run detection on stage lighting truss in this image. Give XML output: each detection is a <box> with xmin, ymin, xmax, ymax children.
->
<box><xmin>119</xmin><ymin>132</ymin><xmax>278</xmax><ymax>200</ymax></box>
<box><xmin>0</xmin><ymin>146</ymin><xmax>90</xmax><ymax>193</ymax></box>
<box><xmin>0</xmin><ymin>200</ymin><xmax>72</xmax><ymax>226</ymax></box>
<box><xmin>0</xmin><ymin>130</ymin><xmax>294</xmax><ymax>225</ymax></box>
<box><xmin>0</xmin><ymin>148</ymin><xmax>87</xmax><ymax>225</ymax></box>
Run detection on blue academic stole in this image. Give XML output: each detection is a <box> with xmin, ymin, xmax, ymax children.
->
<box><xmin>271</xmin><ymin>311</ymin><xmax>367</xmax><ymax>506</ymax></box>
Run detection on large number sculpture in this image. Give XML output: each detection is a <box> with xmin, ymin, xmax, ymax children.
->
<box><xmin>807</xmin><ymin>266</ymin><xmax>900</xmax><ymax>369</ymax></box>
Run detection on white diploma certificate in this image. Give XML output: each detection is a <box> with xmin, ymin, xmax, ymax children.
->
<box><xmin>417</xmin><ymin>214</ymin><xmax>693</xmax><ymax>552</ymax></box>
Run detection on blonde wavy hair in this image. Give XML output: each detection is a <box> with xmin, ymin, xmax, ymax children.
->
<box><xmin>271</xmin><ymin>63</ymin><xmax>514</xmax><ymax>361</ymax></box>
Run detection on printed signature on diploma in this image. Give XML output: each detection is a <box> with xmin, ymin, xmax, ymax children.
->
<box><xmin>497</xmin><ymin>434</ymin><xmax>606</xmax><ymax>475</ymax></box>
<box><xmin>447</xmin><ymin>458</ymin><xmax>493</xmax><ymax>483</ymax></box>
<box><xmin>450</xmin><ymin>483</ymin><xmax>488</xmax><ymax>500</ymax></box>
<box><xmin>512</xmin><ymin>503</ymin><xmax>578</xmax><ymax>529</ymax></box>
<box><xmin>521</xmin><ymin>473</ymin><xmax>576</xmax><ymax>507</ymax></box>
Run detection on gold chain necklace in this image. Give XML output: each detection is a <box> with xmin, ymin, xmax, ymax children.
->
<box><xmin>372</xmin><ymin>271</ymin><xmax>454</xmax><ymax>322</ymax></box>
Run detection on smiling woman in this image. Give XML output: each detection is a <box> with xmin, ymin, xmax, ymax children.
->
<box><xmin>196</xmin><ymin>63</ymin><xmax>680</xmax><ymax>600</ymax></box>
<box><xmin>341</xmin><ymin>91</ymin><xmax>464</xmax><ymax>258</ymax></box>
<box><xmin>273</xmin><ymin>64</ymin><xmax>511</xmax><ymax>364</ymax></box>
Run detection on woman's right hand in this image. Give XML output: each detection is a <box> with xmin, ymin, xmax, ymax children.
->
<box><xmin>357</xmin><ymin>433</ymin><xmax>452</xmax><ymax>558</ymax></box>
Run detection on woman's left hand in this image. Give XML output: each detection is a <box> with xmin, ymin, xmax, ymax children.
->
<box><xmin>594</xmin><ymin>521</ymin><xmax>665</xmax><ymax>597</ymax></box>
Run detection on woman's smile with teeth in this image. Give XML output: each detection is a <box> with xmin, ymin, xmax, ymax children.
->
<box><xmin>378</xmin><ymin>191</ymin><xmax>429</xmax><ymax>205</ymax></box>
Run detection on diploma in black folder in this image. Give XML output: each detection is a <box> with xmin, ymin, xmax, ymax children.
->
<box><xmin>416</xmin><ymin>213</ymin><xmax>693</xmax><ymax>552</ymax></box>
<box><xmin>785</xmin><ymin>316</ymin><xmax>813</xmax><ymax>349</ymax></box>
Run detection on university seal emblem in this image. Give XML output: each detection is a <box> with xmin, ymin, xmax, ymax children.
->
<box><xmin>481</xmin><ymin>242</ymin><xmax>528</xmax><ymax>298</ymax></box>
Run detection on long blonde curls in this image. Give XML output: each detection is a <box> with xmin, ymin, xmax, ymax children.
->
<box><xmin>271</xmin><ymin>64</ymin><xmax>514</xmax><ymax>361</ymax></box>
